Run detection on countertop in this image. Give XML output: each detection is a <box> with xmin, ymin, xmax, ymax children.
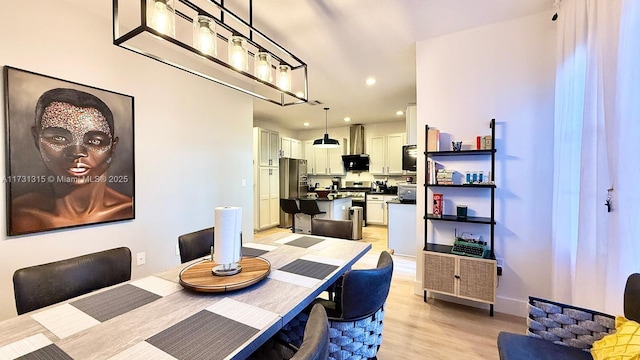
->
<box><xmin>315</xmin><ymin>196</ymin><xmax>351</xmax><ymax>201</ymax></box>
<box><xmin>387</xmin><ymin>199</ymin><xmax>416</xmax><ymax>205</ymax></box>
<box><xmin>301</xmin><ymin>195</ymin><xmax>351</xmax><ymax>201</ymax></box>
<box><xmin>368</xmin><ymin>191</ymin><xmax>398</xmax><ymax>195</ymax></box>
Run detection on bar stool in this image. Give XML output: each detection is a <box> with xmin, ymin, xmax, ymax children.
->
<box><xmin>299</xmin><ymin>199</ymin><xmax>326</xmax><ymax>220</ymax></box>
<box><xmin>280</xmin><ymin>198</ymin><xmax>302</xmax><ymax>233</ymax></box>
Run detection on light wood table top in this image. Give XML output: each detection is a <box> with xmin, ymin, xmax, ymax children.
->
<box><xmin>0</xmin><ymin>233</ymin><xmax>370</xmax><ymax>360</ymax></box>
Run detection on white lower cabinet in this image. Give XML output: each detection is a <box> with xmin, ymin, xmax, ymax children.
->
<box><xmin>366</xmin><ymin>195</ymin><xmax>385</xmax><ymax>225</ymax></box>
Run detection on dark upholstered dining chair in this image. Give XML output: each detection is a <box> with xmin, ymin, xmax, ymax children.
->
<box><xmin>249</xmin><ymin>304</ymin><xmax>330</xmax><ymax>360</ymax></box>
<box><xmin>311</xmin><ymin>218</ymin><xmax>354</xmax><ymax>240</ymax></box>
<box><xmin>12</xmin><ymin>247</ymin><xmax>132</xmax><ymax>315</ymax></box>
<box><xmin>279</xmin><ymin>251</ymin><xmax>394</xmax><ymax>360</ymax></box>
<box><xmin>290</xmin><ymin>304</ymin><xmax>330</xmax><ymax>360</ymax></box>
<box><xmin>178</xmin><ymin>227</ymin><xmax>214</xmax><ymax>263</ymax></box>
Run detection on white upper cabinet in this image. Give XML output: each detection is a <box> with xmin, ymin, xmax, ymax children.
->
<box><xmin>281</xmin><ymin>137</ymin><xmax>303</xmax><ymax>159</ymax></box>
<box><xmin>369</xmin><ymin>133</ymin><xmax>405</xmax><ymax>175</ymax></box>
<box><xmin>328</xmin><ymin>143</ymin><xmax>346</xmax><ymax>175</ymax></box>
<box><xmin>255</xmin><ymin>127</ymin><xmax>280</xmax><ymax>167</ymax></box>
<box><xmin>387</xmin><ymin>133</ymin><xmax>404</xmax><ymax>174</ymax></box>
<box><xmin>303</xmin><ymin>138</ymin><xmax>346</xmax><ymax>175</ymax></box>
<box><xmin>303</xmin><ymin>140</ymin><xmax>316</xmax><ymax>174</ymax></box>
<box><xmin>291</xmin><ymin>139</ymin><xmax>302</xmax><ymax>159</ymax></box>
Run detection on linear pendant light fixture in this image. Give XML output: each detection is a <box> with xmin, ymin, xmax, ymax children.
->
<box><xmin>313</xmin><ymin>107</ymin><xmax>340</xmax><ymax>149</ymax></box>
<box><xmin>113</xmin><ymin>0</ymin><xmax>308</xmax><ymax>106</ymax></box>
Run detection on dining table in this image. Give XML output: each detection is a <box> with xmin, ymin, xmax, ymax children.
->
<box><xmin>0</xmin><ymin>232</ymin><xmax>371</xmax><ymax>360</ymax></box>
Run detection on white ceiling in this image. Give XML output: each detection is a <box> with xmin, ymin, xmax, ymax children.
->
<box><xmin>66</xmin><ymin>0</ymin><xmax>552</xmax><ymax>130</ymax></box>
<box><xmin>247</xmin><ymin>0</ymin><xmax>553</xmax><ymax>131</ymax></box>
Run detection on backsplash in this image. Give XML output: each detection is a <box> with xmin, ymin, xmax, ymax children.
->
<box><xmin>308</xmin><ymin>172</ymin><xmax>410</xmax><ymax>191</ymax></box>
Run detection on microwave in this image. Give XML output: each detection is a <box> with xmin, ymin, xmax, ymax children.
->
<box><xmin>402</xmin><ymin>145</ymin><xmax>417</xmax><ymax>171</ymax></box>
<box><xmin>398</xmin><ymin>183</ymin><xmax>417</xmax><ymax>203</ymax></box>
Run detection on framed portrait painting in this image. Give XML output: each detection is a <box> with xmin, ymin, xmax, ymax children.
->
<box><xmin>3</xmin><ymin>66</ymin><xmax>135</xmax><ymax>236</ymax></box>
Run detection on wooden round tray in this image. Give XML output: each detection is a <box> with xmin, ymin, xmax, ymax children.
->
<box><xmin>179</xmin><ymin>257</ymin><xmax>271</xmax><ymax>293</ymax></box>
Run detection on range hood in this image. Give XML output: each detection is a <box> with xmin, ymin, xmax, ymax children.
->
<box><xmin>342</xmin><ymin>125</ymin><xmax>369</xmax><ymax>171</ymax></box>
<box><xmin>348</xmin><ymin>124</ymin><xmax>366</xmax><ymax>155</ymax></box>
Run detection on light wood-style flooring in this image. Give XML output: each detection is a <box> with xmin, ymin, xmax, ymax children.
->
<box><xmin>255</xmin><ymin>225</ymin><xmax>524</xmax><ymax>359</ymax></box>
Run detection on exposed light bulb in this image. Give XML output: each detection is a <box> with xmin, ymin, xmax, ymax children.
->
<box><xmin>149</xmin><ymin>0</ymin><xmax>175</xmax><ymax>36</ymax></box>
<box><xmin>193</xmin><ymin>16</ymin><xmax>216</xmax><ymax>57</ymax></box>
<box><xmin>228</xmin><ymin>36</ymin><xmax>248</xmax><ymax>71</ymax></box>
<box><xmin>254</xmin><ymin>52</ymin><xmax>273</xmax><ymax>82</ymax></box>
<box><xmin>277</xmin><ymin>65</ymin><xmax>291</xmax><ymax>91</ymax></box>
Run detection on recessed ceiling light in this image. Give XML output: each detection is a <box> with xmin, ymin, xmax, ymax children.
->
<box><xmin>365</xmin><ymin>77</ymin><xmax>376</xmax><ymax>86</ymax></box>
<box><xmin>344</xmin><ymin>117</ymin><xmax>351</xmax><ymax>122</ymax></box>
<box><xmin>396</xmin><ymin>110</ymin><xmax>404</xmax><ymax>116</ymax></box>
<box><xmin>303</xmin><ymin>122</ymin><xmax>310</xmax><ymax>127</ymax></box>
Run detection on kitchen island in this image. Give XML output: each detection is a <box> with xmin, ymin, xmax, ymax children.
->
<box><xmin>296</xmin><ymin>195</ymin><xmax>352</xmax><ymax>234</ymax></box>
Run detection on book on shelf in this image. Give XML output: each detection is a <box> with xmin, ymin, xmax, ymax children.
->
<box><xmin>427</xmin><ymin>160</ymin><xmax>445</xmax><ymax>185</ymax></box>
<box><xmin>436</xmin><ymin>180</ymin><xmax>454</xmax><ymax>185</ymax></box>
<box><xmin>427</xmin><ymin>128</ymin><xmax>440</xmax><ymax>151</ymax></box>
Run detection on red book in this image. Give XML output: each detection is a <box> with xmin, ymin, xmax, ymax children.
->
<box><xmin>433</xmin><ymin>194</ymin><xmax>443</xmax><ymax>217</ymax></box>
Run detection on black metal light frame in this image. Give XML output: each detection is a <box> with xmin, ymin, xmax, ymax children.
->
<box><xmin>113</xmin><ymin>0</ymin><xmax>308</xmax><ymax>106</ymax></box>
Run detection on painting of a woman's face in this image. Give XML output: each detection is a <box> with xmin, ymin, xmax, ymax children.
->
<box><xmin>33</xmin><ymin>101</ymin><xmax>119</xmax><ymax>184</ymax></box>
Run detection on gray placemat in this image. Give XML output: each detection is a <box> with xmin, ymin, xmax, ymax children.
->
<box><xmin>242</xmin><ymin>247</ymin><xmax>269</xmax><ymax>257</ymax></box>
<box><xmin>17</xmin><ymin>344</ymin><xmax>72</xmax><ymax>360</ymax></box>
<box><xmin>279</xmin><ymin>259</ymin><xmax>338</xmax><ymax>279</ymax></box>
<box><xmin>147</xmin><ymin>310</ymin><xmax>258</xmax><ymax>360</ymax></box>
<box><xmin>70</xmin><ymin>284</ymin><xmax>161</xmax><ymax>322</ymax></box>
<box><xmin>285</xmin><ymin>236</ymin><xmax>324</xmax><ymax>248</ymax></box>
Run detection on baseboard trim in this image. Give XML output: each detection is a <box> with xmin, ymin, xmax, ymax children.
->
<box><xmin>413</xmin><ymin>280</ymin><xmax>527</xmax><ymax>317</ymax></box>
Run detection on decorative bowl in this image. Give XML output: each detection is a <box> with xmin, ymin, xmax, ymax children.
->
<box><xmin>315</xmin><ymin>190</ymin><xmax>331</xmax><ymax>198</ymax></box>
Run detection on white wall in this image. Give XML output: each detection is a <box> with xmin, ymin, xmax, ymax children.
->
<box><xmin>0</xmin><ymin>0</ymin><xmax>254</xmax><ymax>320</ymax></box>
<box><xmin>416</xmin><ymin>12</ymin><xmax>556</xmax><ymax>316</ymax></box>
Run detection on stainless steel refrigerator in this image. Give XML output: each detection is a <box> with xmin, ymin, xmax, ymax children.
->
<box><xmin>279</xmin><ymin>158</ymin><xmax>308</xmax><ymax>228</ymax></box>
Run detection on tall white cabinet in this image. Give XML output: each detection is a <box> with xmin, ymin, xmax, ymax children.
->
<box><xmin>369</xmin><ymin>133</ymin><xmax>405</xmax><ymax>175</ymax></box>
<box><xmin>253</xmin><ymin>127</ymin><xmax>280</xmax><ymax>230</ymax></box>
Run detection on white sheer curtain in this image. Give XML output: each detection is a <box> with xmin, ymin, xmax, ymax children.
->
<box><xmin>552</xmin><ymin>0</ymin><xmax>640</xmax><ymax>315</ymax></box>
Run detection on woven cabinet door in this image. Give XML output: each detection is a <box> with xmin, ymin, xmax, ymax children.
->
<box><xmin>457</xmin><ymin>257</ymin><xmax>496</xmax><ymax>303</ymax></box>
<box><xmin>423</xmin><ymin>252</ymin><xmax>456</xmax><ymax>296</ymax></box>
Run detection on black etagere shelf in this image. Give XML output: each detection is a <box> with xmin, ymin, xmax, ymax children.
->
<box><xmin>423</xmin><ymin>119</ymin><xmax>497</xmax><ymax>316</ymax></box>
<box><xmin>424</xmin><ymin>118</ymin><xmax>496</xmax><ymax>255</ymax></box>
<box><xmin>425</xmin><ymin>149</ymin><xmax>495</xmax><ymax>156</ymax></box>
<box><xmin>426</xmin><ymin>184</ymin><xmax>496</xmax><ymax>188</ymax></box>
<box><xmin>425</xmin><ymin>214</ymin><xmax>494</xmax><ymax>224</ymax></box>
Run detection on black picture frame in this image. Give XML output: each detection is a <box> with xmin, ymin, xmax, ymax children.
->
<box><xmin>4</xmin><ymin>66</ymin><xmax>135</xmax><ymax>236</ymax></box>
